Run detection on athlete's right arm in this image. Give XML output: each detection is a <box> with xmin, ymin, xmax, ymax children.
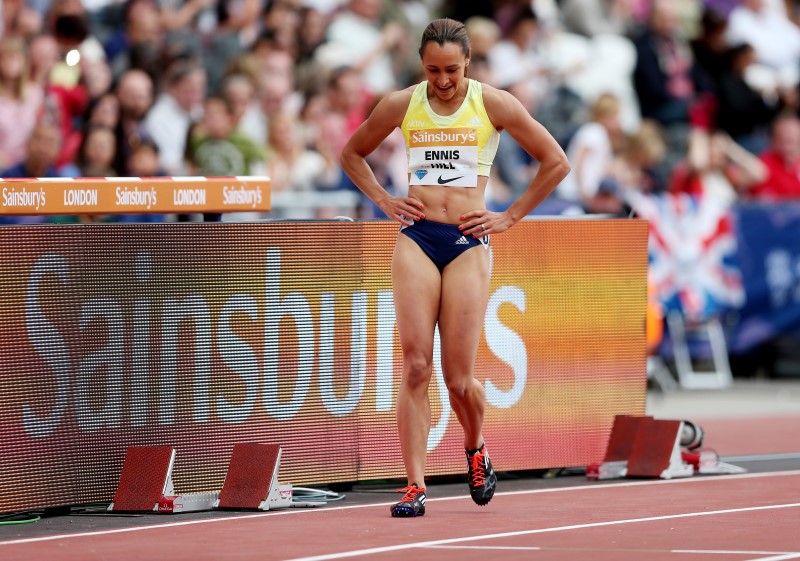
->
<box><xmin>341</xmin><ymin>88</ymin><xmax>425</xmax><ymax>225</ymax></box>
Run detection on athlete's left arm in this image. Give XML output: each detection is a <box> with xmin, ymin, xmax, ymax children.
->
<box><xmin>461</xmin><ymin>85</ymin><xmax>570</xmax><ymax>236</ymax></box>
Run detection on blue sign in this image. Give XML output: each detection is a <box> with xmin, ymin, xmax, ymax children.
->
<box><xmin>729</xmin><ymin>203</ymin><xmax>800</xmax><ymax>353</ymax></box>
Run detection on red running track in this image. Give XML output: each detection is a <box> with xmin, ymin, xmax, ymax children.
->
<box><xmin>1</xmin><ymin>471</ymin><xmax>799</xmax><ymax>561</ymax></box>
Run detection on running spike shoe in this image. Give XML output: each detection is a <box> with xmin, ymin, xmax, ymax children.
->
<box><xmin>466</xmin><ymin>443</ymin><xmax>497</xmax><ymax>506</ymax></box>
<box><xmin>390</xmin><ymin>483</ymin><xmax>426</xmax><ymax>517</ymax></box>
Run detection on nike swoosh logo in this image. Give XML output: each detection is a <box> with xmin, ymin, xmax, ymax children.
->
<box><xmin>437</xmin><ymin>176</ymin><xmax>464</xmax><ymax>185</ymax></box>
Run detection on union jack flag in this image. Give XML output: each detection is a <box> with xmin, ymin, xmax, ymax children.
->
<box><xmin>627</xmin><ymin>192</ymin><xmax>745</xmax><ymax>323</ymax></box>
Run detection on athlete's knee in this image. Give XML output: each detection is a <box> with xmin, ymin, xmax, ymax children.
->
<box><xmin>402</xmin><ymin>353</ymin><xmax>433</xmax><ymax>390</ymax></box>
<box><xmin>446</xmin><ymin>378</ymin><xmax>471</xmax><ymax>401</ymax></box>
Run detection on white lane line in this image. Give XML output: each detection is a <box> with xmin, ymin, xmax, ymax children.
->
<box><xmin>427</xmin><ymin>545</ymin><xmax>543</xmax><ymax>551</ymax></box>
<box><xmin>1</xmin><ymin>470</ymin><xmax>798</xmax><ymax>547</ymax></box>
<box><xmin>428</xmin><ymin>546</ymin><xmax>800</xmax><ymax>556</ymax></box>
<box><xmin>723</xmin><ymin>453</ymin><xmax>800</xmax><ymax>462</ymax></box>
<box><xmin>675</xmin><ymin>552</ymin><xmax>800</xmax><ymax>556</ymax></box>
<box><xmin>746</xmin><ymin>555</ymin><xmax>800</xmax><ymax>561</ymax></box>
<box><xmin>284</xmin><ymin>503</ymin><xmax>800</xmax><ymax>561</ymax></box>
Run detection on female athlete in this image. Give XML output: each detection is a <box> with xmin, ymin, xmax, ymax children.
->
<box><xmin>341</xmin><ymin>18</ymin><xmax>570</xmax><ymax>517</ymax></box>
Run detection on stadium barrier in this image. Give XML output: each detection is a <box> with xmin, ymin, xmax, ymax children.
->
<box><xmin>0</xmin><ymin>176</ymin><xmax>271</xmax><ymax>215</ymax></box>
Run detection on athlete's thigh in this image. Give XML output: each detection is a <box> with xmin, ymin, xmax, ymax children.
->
<box><xmin>438</xmin><ymin>245</ymin><xmax>491</xmax><ymax>377</ymax></box>
<box><xmin>392</xmin><ymin>234</ymin><xmax>442</xmax><ymax>361</ymax></box>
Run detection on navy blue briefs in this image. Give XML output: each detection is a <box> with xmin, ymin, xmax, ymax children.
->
<box><xmin>400</xmin><ymin>219</ymin><xmax>490</xmax><ymax>272</ymax></box>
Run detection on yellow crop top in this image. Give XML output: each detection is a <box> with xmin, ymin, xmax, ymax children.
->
<box><xmin>400</xmin><ymin>79</ymin><xmax>499</xmax><ymax>188</ymax></box>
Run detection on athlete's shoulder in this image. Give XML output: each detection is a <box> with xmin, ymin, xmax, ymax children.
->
<box><xmin>384</xmin><ymin>85</ymin><xmax>418</xmax><ymax>111</ymax></box>
<box><xmin>478</xmin><ymin>82</ymin><xmax>528</xmax><ymax>129</ymax></box>
<box><xmin>372</xmin><ymin>85</ymin><xmax>418</xmax><ymax>126</ymax></box>
<box><xmin>476</xmin><ymin>82</ymin><xmax>515</xmax><ymax>109</ymax></box>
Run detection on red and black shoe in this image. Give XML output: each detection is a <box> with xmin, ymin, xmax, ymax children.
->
<box><xmin>466</xmin><ymin>443</ymin><xmax>497</xmax><ymax>506</ymax></box>
<box><xmin>390</xmin><ymin>483</ymin><xmax>426</xmax><ymax>517</ymax></box>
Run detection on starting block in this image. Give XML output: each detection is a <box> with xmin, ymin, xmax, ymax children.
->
<box><xmin>586</xmin><ymin>415</ymin><xmax>652</xmax><ymax>480</ymax></box>
<box><xmin>215</xmin><ymin>443</ymin><xmax>293</xmax><ymax>511</ymax></box>
<box><xmin>108</xmin><ymin>446</ymin><xmax>219</xmax><ymax>513</ymax></box>
<box><xmin>681</xmin><ymin>450</ymin><xmax>747</xmax><ymax>475</ymax></box>
<box><xmin>587</xmin><ymin>415</ymin><xmax>744</xmax><ymax>480</ymax></box>
<box><xmin>626</xmin><ymin>418</ymin><xmax>694</xmax><ymax>479</ymax></box>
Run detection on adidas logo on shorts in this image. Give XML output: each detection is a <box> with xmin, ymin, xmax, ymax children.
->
<box><xmin>455</xmin><ymin>236</ymin><xmax>470</xmax><ymax>245</ymax></box>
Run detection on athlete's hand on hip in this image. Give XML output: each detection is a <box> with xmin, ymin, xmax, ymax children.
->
<box><xmin>380</xmin><ymin>196</ymin><xmax>425</xmax><ymax>225</ymax></box>
<box><xmin>459</xmin><ymin>210</ymin><xmax>513</xmax><ymax>238</ymax></box>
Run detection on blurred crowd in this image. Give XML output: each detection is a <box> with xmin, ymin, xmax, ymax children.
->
<box><xmin>2</xmin><ymin>0</ymin><xmax>800</xmax><ymax>224</ymax></box>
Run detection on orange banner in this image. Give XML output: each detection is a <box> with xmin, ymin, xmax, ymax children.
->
<box><xmin>0</xmin><ymin>219</ymin><xmax>647</xmax><ymax>513</ymax></box>
<box><xmin>0</xmin><ymin>177</ymin><xmax>271</xmax><ymax>215</ymax></box>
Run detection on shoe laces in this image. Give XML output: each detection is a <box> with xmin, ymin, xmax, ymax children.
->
<box><xmin>469</xmin><ymin>452</ymin><xmax>487</xmax><ymax>487</ymax></box>
<box><xmin>396</xmin><ymin>484</ymin><xmax>425</xmax><ymax>503</ymax></box>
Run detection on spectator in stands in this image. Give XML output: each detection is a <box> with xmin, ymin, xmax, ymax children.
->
<box><xmin>325</xmin><ymin>66</ymin><xmax>373</xmax><ymax>149</ymax></box>
<box><xmin>114</xmin><ymin>69</ymin><xmax>154</xmax><ymax>175</ymax></box>
<box><xmin>464</xmin><ymin>16</ymin><xmax>501</xmax><ymax>61</ymax></box>
<box><xmin>28</xmin><ymin>32</ymin><xmax>92</xmax><ymax>168</ymax></box>
<box><xmin>0</xmin><ymin>36</ymin><xmax>44</xmax><ymax>171</ymax></box>
<box><xmin>266</xmin><ymin>110</ymin><xmax>341</xmax><ymax>218</ymax></box>
<box><xmin>215</xmin><ymin>0</ymin><xmax>262</xmax><ymax>46</ymax></box>
<box><xmin>383</xmin><ymin>0</ymin><xmax>434</xmax><ymax>85</ymax></box>
<box><xmin>295</xmin><ymin>6</ymin><xmax>328</xmax><ymax>66</ymax></box>
<box><xmin>786</xmin><ymin>0</ymin><xmax>800</xmax><ymax>27</ymax></box>
<box><xmin>27</xmin><ymin>32</ymin><xmax>60</xmax><ymax>86</ymax></box>
<box><xmin>669</xmin><ymin>128</ymin><xmax>767</xmax><ymax>207</ymax></box>
<box><xmin>220</xmin><ymin>72</ymin><xmax>259</xmax><ymax>144</ymax></box>
<box><xmin>186</xmin><ymin>95</ymin><xmax>265</xmax><ymax>177</ymax></box>
<box><xmin>0</xmin><ymin>120</ymin><xmax>82</xmax><ymax>225</ymax></box>
<box><xmin>557</xmin><ymin>93</ymin><xmax>624</xmax><ymax>212</ymax></box>
<box><xmin>295</xmin><ymin>6</ymin><xmax>328</xmax><ymax>92</ymax></box>
<box><xmin>80</xmin><ymin>56</ymin><xmax>114</xmax><ymax>100</ymax></box>
<box><xmin>609</xmin><ymin>119</ymin><xmax>668</xmax><ymax>195</ymax></box>
<box><xmin>261</xmin><ymin>0</ymin><xmax>302</xmax><ymax>58</ymax></box>
<box><xmin>297</xmin><ymin>91</ymin><xmax>329</xmax><ymax>152</ymax></box>
<box><xmin>632</xmin><ymin>0</ymin><xmax>706</xmax><ymax>127</ymax></box>
<box><xmin>3</xmin><ymin>0</ymin><xmax>44</xmax><ymax>41</ymax></box>
<box><xmin>561</xmin><ymin>0</ymin><xmax>637</xmax><ymax>38</ymax></box>
<box><xmin>691</xmin><ymin>7</ymin><xmax>730</xmax><ymax>92</ymax></box>
<box><xmin>144</xmin><ymin>60</ymin><xmax>206</xmax><ymax>175</ymax></box>
<box><xmin>0</xmin><ymin>121</ymin><xmax>80</xmax><ymax>224</ymax></box>
<box><xmin>318</xmin><ymin>0</ymin><xmax>406</xmax><ymax>95</ymax></box>
<box><xmin>203</xmin><ymin>0</ymin><xmax>262</xmax><ymax>89</ymax></box>
<box><xmin>46</xmin><ymin>0</ymin><xmax>106</xmax><ymax>64</ymax></box>
<box><xmin>257</xmin><ymin>46</ymin><xmax>301</xmax><ymax>112</ymax></box>
<box><xmin>442</xmin><ymin>0</ymin><xmax>493</xmax><ymax>24</ymax></box>
<box><xmin>240</xmin><ymin>47</ymin><xmax>301</xmax><ymax>146</ymax></box>
<box><xmin>120</xmin><ymin>136</ymin><xmax>166</xmax><ymax>222</ymax></box>
<box><xmin>78</xmin><ymin>94</ymin><xmax>119</xmax><ymax>176</ymax></box>
<box><xmin>85</xmin><ymin>91</ymin><xmax>120</xmax><ymax>129</ymax></box>
<box><xmin>127</xmin><ymin>136</ymin><xmax>163</xmax><ymax>177</ymax></box>
<box><xmin>106</xmin><ymin>0</ymin><xmax>165</xmax><ymax>82</ymax></box>
<box><xmin>158</xmin><ymin>0</ymin><xmax>217</xmax><ymax>39</ymax></box>
<box><xmin>703</xmin><ymin>0</ymin><xmax>739</xmax><ymax>17</ymax></box>
<box><xmin>1</xmin><ymin>120</ymin><xmax>70</xmax><ymax>179</ymax></box>
<box><xmin>714</xmin><ymin>43</ymin><xmax>785</xmax><ymax>154</ymax></box>
<box><xmin>750</xmin><ymin>112</ymin><xmax>800</xmax><ymax>199</ymax></box>
<box><xmin>726</xmin><ymin>0</ymin><xmax>800</xmax><ymax>88</ymax></box>
<box><xmin>28</xmin><ymin>31</ymin><xmax>108</xmax><ymax>117</ymax></box>
<box><xmin>77</xmin><ymin>124</ymin><xmax>117</xmax><ymax>176</ymax></box>
<box><xmin>487</xmin><ymin>6</ymin><xmax>549</xmax><ymax>113</ymax></box>
<box><xmin>219</xmin><ymin>53</ymin><xmax>264</xmax><ymax>141</ymax></box>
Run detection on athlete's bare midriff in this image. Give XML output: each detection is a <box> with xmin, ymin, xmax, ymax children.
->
<box><xmin>408</xmin><ymin>175</ymin><xmax>489</xmax><ymax>223</ymax></box>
